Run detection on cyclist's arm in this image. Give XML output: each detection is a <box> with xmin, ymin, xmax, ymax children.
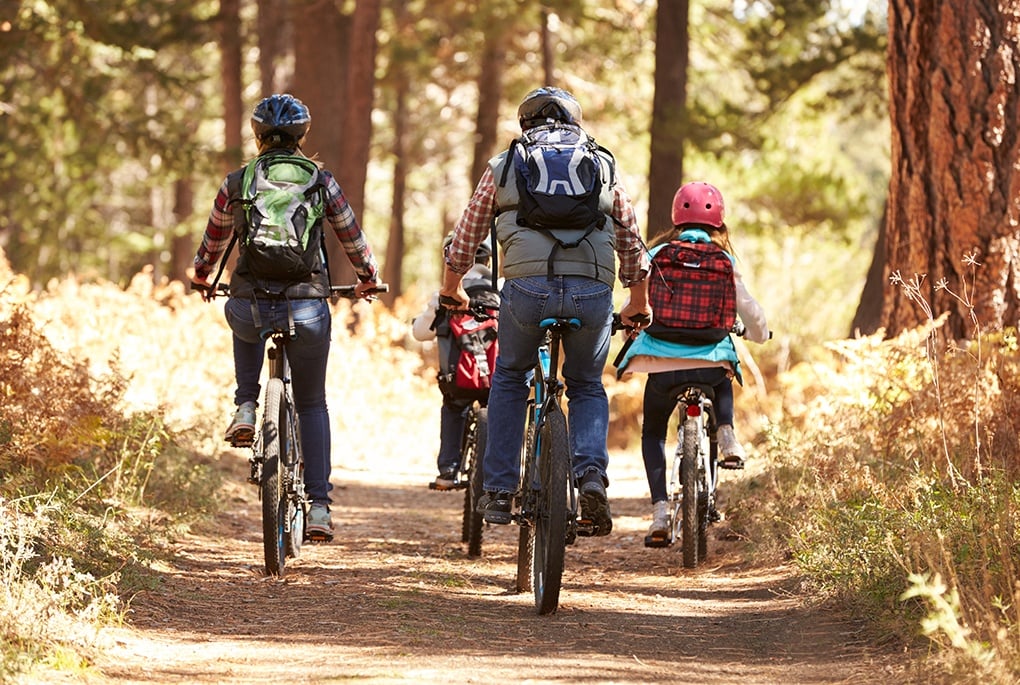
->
<box><xmin>734</xmin><ymin>265</ymin><xmax>769</xmax><ymax>343</ymax></box>
<box><xmin>193</xmin><ymin>176</ymin><xmax>235</xmax><ymax>282</ymax></box>
<box><xmin>321</xmin><ymin>171</ymin><xmax>380</xmax><ymax>284</ymax></box>
<box><xmin>609</xmin><ymin>181</ymin><xmax>650</xmax><ymax>287</ymax></box>
<box><xmin>441</xmin><ymin>167</ymin><xmax>497</xmax><ymax>308</ymax></box>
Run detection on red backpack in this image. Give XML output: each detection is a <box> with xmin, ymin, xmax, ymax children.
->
<box><xmin>646</xmin><ymin>240</ymin><xmax>736</xmax><ymax>345</ymax></box>
<box><xmin>434</xmin><ymin>281</ymin><xmax>500</xmax><ymax>401</ymax></box>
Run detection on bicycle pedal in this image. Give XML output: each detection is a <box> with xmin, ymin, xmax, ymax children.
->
<box><xmin>575</xmin><ymin>519</ymin><xmax>597</xmax><ymax>537</ymax></box>
<box><xmin>305</xmin><ymin>531</ymin><xmax>334</xmax><ymax>543</ymax></box>
<box><xmin>644</xmin><ymin>534</ymin><xmax>672</xmax><ymax>548</ymax></box>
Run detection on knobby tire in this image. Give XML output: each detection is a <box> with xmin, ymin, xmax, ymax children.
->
<box><xmin>681</xmin><ymin>415</ymin><xmax>701</xmax><ymax>569</ymax></box>
<box><xmin>515</xmin><ymin>419</ymin><xmax>537</xmax><ymax>593</ymax></box>
<box><xmin>261</xmin><ymin>378</ymin><xmax>287</xmax><ymax>576</ymax></box>
<box><xmin>533</xmin><ymin>407</ymin><xmax>569</xmax><ymax>615</ymax></box>
<box><xmin>465</xmin><ymin>407</ymin><xmax>487</xmax><ymax>558</ymax></box>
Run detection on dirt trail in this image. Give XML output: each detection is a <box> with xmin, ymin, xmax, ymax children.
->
<box><xmin>87</xmin><ymin>451</ymin><xmax>912</xmax><ymax>684</ymax></box>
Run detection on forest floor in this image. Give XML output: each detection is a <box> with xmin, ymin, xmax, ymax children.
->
<box><xmin>65</xmin><ymin>446</ymin><xmax>926</xmax><ymax>685</ymax></box>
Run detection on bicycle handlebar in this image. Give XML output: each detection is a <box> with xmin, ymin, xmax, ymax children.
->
<box><xmin>191</xmin><ymin>282</ymin><xmax>389</xmax><ymax>300</ymax></box>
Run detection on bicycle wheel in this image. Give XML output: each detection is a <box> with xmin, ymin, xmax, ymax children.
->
<box><xmin>464</xmin><ymin>407</ymin><xmax>487</xmax><ymax>557</ymax></box>
<box><xmin>261</xmin><ymin>378</ymin><xmax>287</xmax><ymax>576</ymax></box>
<box><xmin>515</xmin><ymin>419</ymin><xmax>537</xmax><ymax>594</ymax></box>
<box><xmin>533</xmin><ymin>406</ymin><xmax>569</xmax><ymax>614</ymax></box>
<box><xmin>681</xmin><ymin>415</ymin><xmax>701</xmax><ymax>569</ymax></box>
<box><xmin>284</xmin><ymin>408</ymin><xmax>305</xmax><ymax>559</ymax></box>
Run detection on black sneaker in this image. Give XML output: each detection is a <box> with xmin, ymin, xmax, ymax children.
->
<box><xmin>477</xmin><ymin>491</ymin><xmax>513</xmax><ymax>524</ymax></box>
<box><xmin>578</xmin><ymin>471</ymin><xmax>612</xmax><ymax>536</ymax></box>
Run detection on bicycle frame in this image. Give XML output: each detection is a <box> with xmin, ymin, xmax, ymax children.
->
<box><xmin>667</xmin><ymin>383</ymin><xmax>719</xmax><ymax>568</ymax></box>
<box><xmin>514</xmin><ymin>317</ymin><xmax>581</xmax><ymax>615</ymax></box>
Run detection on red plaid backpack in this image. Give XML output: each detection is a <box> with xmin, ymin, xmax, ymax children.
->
<box><xmin>646</xmin><ymin>240</ymin><xmax>736</xmax><ymax>345</ymax></box>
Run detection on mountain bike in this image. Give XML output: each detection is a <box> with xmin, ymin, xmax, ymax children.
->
<box><xmin>434</xmin><ymin>296</ymin><xmax>493</xmax><ymax>559</ymax></box>
<box><xmin>193</xmin><ymin>281</ymin><xmax>387</xmax><ymax>576</ymax></box>
<box><xmin>511</xmin><ymin>316</ymin><xmax>613</xmax><ymax>615</ymax></box>
<box><xmin>633</xmin><ymin>320</ymin><xmax>760</xmax><ymax>569</ymax></box>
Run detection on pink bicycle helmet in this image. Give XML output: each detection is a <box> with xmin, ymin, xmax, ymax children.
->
<box><xmin>671</xmin><ymin>182</ymin><xmax>725</xmax><ymax>228</ymax></box>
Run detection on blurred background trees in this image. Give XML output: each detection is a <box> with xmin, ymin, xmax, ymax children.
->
<box><xmin>3</xmin><ymin>0</ymin><xmax>1015</xmax><ymax>345</ymax></box>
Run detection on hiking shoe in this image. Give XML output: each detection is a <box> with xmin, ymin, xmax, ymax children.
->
<box><xmin>578</xmin><ymin>470</ymin><xmax>612</xmax><ymax>536</ymax></box>
<box><xmin>717</xmin><ymin>425</ymin><xmax>746</xmax><ymax>469</ymax></box>
<box><xmin>429</xmin><ymin>467</ymin><xmax>458</xmax><ymax>491</ymax></box>
<box><xmin>647</xmin><ymin>500</ymin><xmax>669</xmax><ymax>538</ymax></box>
<box><xmin>477</xmin><ymin>491</ymin><xmax>513</xmax><ymax>524</ymax></box>
<box><xmin>224</xmin><ymin>401</ymin><xmax>257</xmax><ymax>446</ymax></box>
<box><xmin>306</xmin><ymin>503</ymin><xmax>334</xmax><ymax>542</ymax></box>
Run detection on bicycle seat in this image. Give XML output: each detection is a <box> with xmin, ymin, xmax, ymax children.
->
<box><xmin>539</xmin><ymin>317</ymin><xmax>582</xmax><ymax>332</ymax></box>
<box><xmin>667</xmin><ymin>383</ymin><xmax>716</xmax><ymax>402</ymax></box>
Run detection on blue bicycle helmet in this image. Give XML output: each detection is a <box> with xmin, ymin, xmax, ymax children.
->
<box><xmin>251</xmin><ymin>93</ymin><xmax>311</xmax><ymax>142</ymax></box>
<box><xmin>518</xmin><ymin>87</ymin><xmax>582</xmax><ymax>129</ymax></box>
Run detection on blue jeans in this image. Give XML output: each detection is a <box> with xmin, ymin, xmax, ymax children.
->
<box><xmin>482</xmin><ymin>276</ymin><xmax>614</xmax><ymax>493</ymax></box>
<box><xmin>438</xmin><ymin>396</ymin><xmax>473</xmax><ymax>472</ymax></box>
<box><xmin>225</xmin><ymin>297</ymin><xmax>334</xmax><ymax>505</ymax></box>
<box><xmin>640</xmin><ymin>367</ymin><xmax>733</xmax><ymax>503</ymax></box>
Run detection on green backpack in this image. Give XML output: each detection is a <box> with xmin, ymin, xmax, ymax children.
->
<box><xmin>238</xmin><ymin>154</ymin><xmax>326</xmax><ymax>281</ymax></box>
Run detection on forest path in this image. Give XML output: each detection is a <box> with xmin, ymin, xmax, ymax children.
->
<box><xmin>81</xmin><ymin>450</ymin><xmax>909</xmax><ymax>684</ymax></box>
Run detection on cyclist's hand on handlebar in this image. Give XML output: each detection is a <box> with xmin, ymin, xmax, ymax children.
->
<box><xmin>191</xmin><ymin>275</ymin><xmax>214</xmax><ymax>302</ymax></box>
<box><xmin>438</xmin><ymin>285</ymin><xmax>469</xmax><ymax>310</ymax></box>
<box><xmin>354</xmin><ymin>280</ymin><xmax>382</xmax><ymax>300</ymax></box>
<box><xmin>619</xmin><ymin>303</ymin><xmax>652</xmax><ymax>335</ymax></box>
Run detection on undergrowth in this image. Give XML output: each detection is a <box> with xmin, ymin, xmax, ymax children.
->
<box><xmin>728</xmin><ymin>259</ymin><xmax>1020</xmax><ymax>683</ymax></box>
<box><xmin>0</xmin><ymin>259</ymin><xmax>221</xmax><ymax>681</ymax></box>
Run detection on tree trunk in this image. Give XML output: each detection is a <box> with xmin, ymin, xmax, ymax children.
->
<box><xmin>292</xmin><ymin>0</ymin><xmax>349</xmax><ymax>284</ymax></box>
<box><xmin>647</xmin><ymin>0</ymin><xmax>689</xmax><ymax>242</ymax></box>
<box><xmin>171</xmin><ymin>179</ymin><xmax>195</xmax><ymax>283</ymax></box>
<box><xmin>382</xmin><ymin>82</ymin><xmax>408</xmax><ymax>307</ymax></box>
<box><xmin>850</xmin><ymin>202</ymin><xmax>888</xmax><ymax>336</ymax></box>
<box><xmin>257</xmin><ymin>0</ymin><xmax>288</xmax><ymax>94</ymax></box>
<box><xmin>882</xmin><ymin>0</ymin><xmax>1020</xmax><ymax>338</ymax></box>
<box><xmin>469</xmin><ymin>32</ymin><xmax>509</xmax><ymax>187</ymax></box>
<box><xmin>219</xmin><ymin>0</ymin><xmax>243</xmax><ymax>173</ymax></box>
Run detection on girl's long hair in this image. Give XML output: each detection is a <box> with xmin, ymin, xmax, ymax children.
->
<box><xmin>649</xmin><ymin>223</ymin><xmax>736</xmax><ymax>255</ymax></box>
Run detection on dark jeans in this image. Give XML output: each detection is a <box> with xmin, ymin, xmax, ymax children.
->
<box><xmin>225</xmin><ymin>297</ymin><xmax>334</xmax><ymax>505</ymax></box>
<box><xmin>640</xmin><ymin>367</ymin><xmax>733</xmax><ymax>503</ymax></box>
<box><xmin>438</xmin><ymin>395</ymin><xmax>474</xmax><ymax>472</ymax></box>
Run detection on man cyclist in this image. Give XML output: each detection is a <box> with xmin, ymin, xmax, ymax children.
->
<box><xmin>439</xmin><ymin>86</ymin><xmax>651</xmax><ymax>536</ymax></box>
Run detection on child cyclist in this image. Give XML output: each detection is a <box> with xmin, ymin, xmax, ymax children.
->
<box><xmin>411</xmin><ymin>233</ymin><xmax>498</xmax><ymax>489</ymax></box>
<box><xmin>616</xmin><ymin>181</ymin><xmax>769</xmax><ymax>546</ymax></box>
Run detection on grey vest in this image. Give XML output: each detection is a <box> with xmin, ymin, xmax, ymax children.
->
<box><xmin>490</xmin><ymin>148</ymin><xmax>618</xmax><ymax>287</ymax></box>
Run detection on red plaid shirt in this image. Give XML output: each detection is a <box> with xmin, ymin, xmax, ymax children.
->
<box><xmin>193</xmin><ymin>168</ymin><xmax>378</xmax><ymax>282</ymax></box>
<box><xmin>445</xmin><ymin>166</ymin><xmax>649</xmax><ymax>286</ymax></box>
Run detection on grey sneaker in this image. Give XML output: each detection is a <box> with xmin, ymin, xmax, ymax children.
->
<box><xmin>224</xmin><ymin>401</ymin><xmax>257</xmax><ymax>446</ymax></box>
<box><xmin>306</xmin><ymin>503</ymin><xmax>334</xmax><ymax>542</ymax></box>
<box><xmin>717</xmin><ymin>425</ymin><xmax>746</xmax><ymax>469</ymax></box>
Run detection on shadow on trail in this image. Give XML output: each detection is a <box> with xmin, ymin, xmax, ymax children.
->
<box><xmin>121</xmin><ymin>477</ymin><xmax>891</xmax><ymax>685</ymax></box>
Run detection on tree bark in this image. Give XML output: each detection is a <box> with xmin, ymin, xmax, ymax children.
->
<box><xmin>220</xmin><ymin>0</ymin><xmax>244</xmax><ymax>174</ymax></box>
<box><xmin>647</xmin><ymin>0</ymin><xmax>690</xmax><ymax>242</ymax></box>
<box><xmin>882</xmin><ymin>0</ymin><xmax>1020</xmax><ymax>338</ymax></box>
<box><xmin>257</xmin><ymin>0</ymin><xmax>288</xmax><ymax>94</ymax></box>
<box><xmin>292</xmin><ymin>0</ymin><xmax>350</xmax><ymax>284</ymax></box>
<box><xmin>470</xmin><ymin>33</ymin><xmax>509</xmax><ymax>188</ymax></box>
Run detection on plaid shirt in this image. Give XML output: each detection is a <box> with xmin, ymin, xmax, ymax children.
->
<box><xmin>445</xmin><ymin>166</ymin><xmax>649</xmax><ymax>286</ymax></box>
<box><xmin>193</xmin><ymin>167</ymin><xmax>378</xmax><ymax>282</ymax></box>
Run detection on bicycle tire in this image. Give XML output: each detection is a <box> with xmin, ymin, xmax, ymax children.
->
<box><xmin>681</xmin><ymin>415</ymin><xmax>700</xmax><ymax>569</ymax></box>
<box><xmin>465</xmin><ymin>407</ymin><xmax>487</xmax><ymax>558</ymax></box>
<box><xmin>533</xmin><ymin>406</ymin><xmax>569</xmax><ymax>614</ymax></box>
<box><xmin>515</xmin><ymin>419</ymin><xmax>537</xmax><ymax>593</ymax></box>
<box><xmin>261</xmin><ymin>378</ymin><xmax>287</xmax><ymax>576</ymax></box>
<box><xmin>284</xmin><ymin>406</ymin><xmax>304</xmax><ymax>559</ymax></box>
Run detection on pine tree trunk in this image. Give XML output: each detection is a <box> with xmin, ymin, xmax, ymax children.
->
<box><xmin>647</xmin><ymin>0</ymin><xmax>690</xmax><ymax>242</ymax></box>
<box><xmin>882</xmin><ymin>0</ymin><xmax>1020</xmax><ymax>338</ymax></box>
